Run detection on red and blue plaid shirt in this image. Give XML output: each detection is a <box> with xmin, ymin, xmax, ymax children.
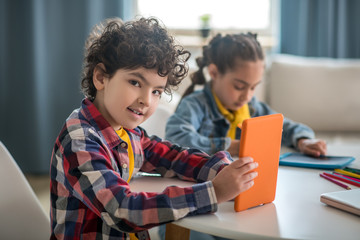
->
<box><xmin>50</xmin><ymin>98</ymin><xmax>232</xmax><ymax>239</ymax></box>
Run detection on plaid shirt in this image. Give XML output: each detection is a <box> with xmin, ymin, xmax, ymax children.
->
<box><xmin>50</xmin><ymin>98</ymin><xmax>232</xmax><ymax>240</ymax></box>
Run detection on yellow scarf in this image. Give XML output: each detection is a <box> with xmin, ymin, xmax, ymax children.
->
<box><xmin>213</xmin><ymin>92</ymin><xmax>251</xmax><ymax>139</ymax></box>
<box><xmin>116</xmin><ymin>128</ymin><xmax>137</xmax><ymax>240</ymax></box>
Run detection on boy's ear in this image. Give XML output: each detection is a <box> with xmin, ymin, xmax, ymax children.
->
<box><xmin>208</xmin><ymin>63</ymin><xmax>219</xmax><ymax>80</ymax></box>
<box><xmin>93</xmin><ymin>63</ymin><xmax>107</xmax><ymax>90</ymax></box>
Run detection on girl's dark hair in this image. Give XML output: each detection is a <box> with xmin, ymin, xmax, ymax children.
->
<box><xmin>182</xmin><ymin>33</ymin><xmax>264</xmax><ymax>98</ymax></box>
<box><xmin>81</xmin><ymin>17</ymin><xmax>190</xmax><ymax>101</ymax></box>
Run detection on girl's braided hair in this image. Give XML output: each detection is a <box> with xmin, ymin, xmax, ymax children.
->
<box><xmin>183</xmin><ymin>33</ymin><xmax>264</xmax><ymax>98</ymax></box>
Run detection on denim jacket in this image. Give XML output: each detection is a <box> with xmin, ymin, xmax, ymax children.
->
<box><xmin>165</xmin><ymin>82</ymin><xmax>315</xmax><ymax>155</ymax></box>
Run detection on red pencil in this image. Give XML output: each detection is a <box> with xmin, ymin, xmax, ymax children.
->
<box><xmin>333</xmin><ymin>172</ymin><xmax>360</xmax><ymax>183</ymax></box>
<box><xmin>323</xmin><ymin>172</ymin><xmax>360</xmax><ymax>187</ymax></box>
<box><xmin>319</xmin><ymin>173</ymin><xmax>351</xmax><ymax>190</ymax></box>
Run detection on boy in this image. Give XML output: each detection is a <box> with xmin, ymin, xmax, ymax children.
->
<box><xmin>50</xmin><ymin>17</ymin><xmax>258</xmax><ymax>240</ymax></box>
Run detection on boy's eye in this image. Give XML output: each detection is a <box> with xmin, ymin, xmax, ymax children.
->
<box><xmin>153</xmin><ymin>90</ymin><xmax>162</xmax><ymax>96</ymax></box>
<box><xmin>129</xmin><ymin>80</ymin><xmax>140</xmax><ymax>87</ymax></box>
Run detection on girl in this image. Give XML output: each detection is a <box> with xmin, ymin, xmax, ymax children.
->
<box><xmin>164</xmin><ymin>32</ymin><xmax>327</xmax><ymax>240</ymax></box>
<box><xmin>166</xmin><ymin>33</ymin><xmax>327</xmax><ymax>158</ymax></box>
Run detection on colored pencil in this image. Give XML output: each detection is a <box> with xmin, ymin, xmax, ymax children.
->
<box><xmin>334</xmin><ymin>169</ymin><xmax>360</xmax><ymax>179</ymax></box>
<box><xmin>344</xmin><ymin>167</ymin><xmax>360</xmax><ymax>175</ymax></box>
<box><xmin>323</xmin><ymin>172</ymin><xmax>360</xmax><ymax>187</ymax></box>
<box><xmin>333</xmin><ymin>172</ymin><xmax>360</xmax><ymax>183</ymax></box>
<box><xmin>319</xmin><ymin>173</ymin><xmax>351</xmax><ymax>190</ymax></box>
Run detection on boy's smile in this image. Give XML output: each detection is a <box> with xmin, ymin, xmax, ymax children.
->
<box><xmin>128</xmin><ymin>108</ymin><xmax>143</xmax><ymax>116</ymax></box>
<box><xmin>93</xmin><ymin>66</ymin><xmax>167</xmax><ymax>130</ymax></box>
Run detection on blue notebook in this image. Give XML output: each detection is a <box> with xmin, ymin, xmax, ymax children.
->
<box><xmin>279</xmin><ymin>152</ymin><xmax>355</xmax><ymax>169</ymax></box>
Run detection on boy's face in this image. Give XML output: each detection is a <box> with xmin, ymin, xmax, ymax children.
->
<box><xmin>210</xmin><ymin>60</ymin><xmax>264</xmax><ymax>112</ymax></box>
<box><xmin>93</xmin><ymin>66</ymin><xmax>167</xmax><ymax>130</ymax></box>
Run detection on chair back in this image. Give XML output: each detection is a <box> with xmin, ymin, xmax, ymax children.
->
<box><xmin>140</xmin><ymin>104</ymin><xmax>174</xmax><ymax>139</ymax></box>
<box><xmin>0</xmin><ymin>141</ymin><xmax>50</xmax><ymax>239</ymax></box>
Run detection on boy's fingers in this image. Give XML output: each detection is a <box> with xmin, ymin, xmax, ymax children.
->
<box><xmin>230</xmin><ymin>157</ymin><xmax>258</xmax><ymax>175</ymax></box>
<box><xmin>232</xmin><ymin>156</ymin><xmax>254</xmax><ymax>167</ymax></box>
<box><xmin>238</xmin><ymin>172</ymin><xmax>258</xmax><ymax>192</ymax></box>
<box><xmin>240</xmin><ymin>180</ymin><xmax>255</xmax><ymax>192</ymax></box>
<box><xmin>242</xmin><ymin>171</ymin><xmax>258</xmax><ymax>182</ymax></box>
<box><xmin>249</xmin><ymin>171</ymin><xmax>258</xmax><ymax>179</ymax></box>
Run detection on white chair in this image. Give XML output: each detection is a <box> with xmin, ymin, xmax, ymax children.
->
<box><xmin>140</xmin><ymin>92</ymin><xmax>181</xmax><ymax>139</ymax></box>
<box><xmin>140</xmin><ymin>104</ymin><xmax>174</xmax><ymax>139</ymax></box>
<box><xmin>0</xmin><ymin>141</ymin><xmax>50</xmax><ymax>240</ymax></box>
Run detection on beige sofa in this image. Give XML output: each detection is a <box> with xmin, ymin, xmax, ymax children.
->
<box><xmin>266</xmin><ymin>54</ymin><xmax>360</xmax><ymax>132</ymax></box>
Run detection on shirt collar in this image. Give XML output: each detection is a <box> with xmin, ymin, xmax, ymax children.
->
<box><xmin>81</xmin><ymin>98</ymin><xmax>142</xmax><ymax>149</ymax></box>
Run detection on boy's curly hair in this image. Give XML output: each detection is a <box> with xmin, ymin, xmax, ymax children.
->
<box><xmin>81</xmin><ymin>17</ymin><xmax>190</xmax><ymax>101</ymax></box>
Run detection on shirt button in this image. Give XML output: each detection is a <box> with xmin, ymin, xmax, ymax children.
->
<box><xmin>120</xmin><ymin>142</ymin><xmax>127</xmax><ymax>149</ymax></box>
<box><xmin>122</xmin><ymin>163</ymin><xmax>128</xmax><ymax>169</ymax></box>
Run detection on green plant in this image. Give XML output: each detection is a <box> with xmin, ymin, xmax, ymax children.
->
<box><xmin>200</xmin><ymin>14</ymin><xmax>211</xmax><ymax>28</ymax></box>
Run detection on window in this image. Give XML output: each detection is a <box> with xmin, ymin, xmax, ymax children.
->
<box><xmin>136</xmin><ymin>0</ymin><xmax>277</xmax><ymax>70</ymax></box>
<box><xmin>136</xmin><ymin>0</ymin><xmax>274</xmax><ymax>35</ymax></box>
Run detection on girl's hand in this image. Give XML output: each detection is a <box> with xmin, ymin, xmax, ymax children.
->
<box><xmin>297</xmin><ymin>138</ymin><xmax>327</xmax><ymax>157</ymax></box>
<box><xmin>212</xmin><ymin>157</ymin><xmax>258</xmax><ymax>204</ymax></box>
<box><xmin>227</xmin><ymin>139</ymin><xmax>240</xmax><ymax>156</ymax></box>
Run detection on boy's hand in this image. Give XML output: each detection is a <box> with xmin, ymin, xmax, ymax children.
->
<box><xmin>297</xmin><ymin>138</ymin><xmax>327</xmax><ymax>157</ymax></box>
<box><xmin>212</xmin><ymin>157</ymin><xmax>258</xmax><ymax>204</ymax></box>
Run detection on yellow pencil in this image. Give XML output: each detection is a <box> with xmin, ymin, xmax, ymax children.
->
<box><xmin>334</xmin><ymin>169</ymin><xmax>360</xmax><ymax>179</ymax></box>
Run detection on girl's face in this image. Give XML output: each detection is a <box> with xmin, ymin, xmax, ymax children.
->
<box><xmin>93</xmin><ymin>65</ymin><xmax>167</xmax><ymax>130</ymax></box>
<box><xmin>209</xmin><ymin>60</ymin><xmax>264</xmax><ymax>111</ymax></box>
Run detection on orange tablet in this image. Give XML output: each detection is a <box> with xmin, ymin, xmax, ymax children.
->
<box><xmin>234</xmin><ymin>113</ymin><xmax>284</xmax><ymax>212</ymax></box>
